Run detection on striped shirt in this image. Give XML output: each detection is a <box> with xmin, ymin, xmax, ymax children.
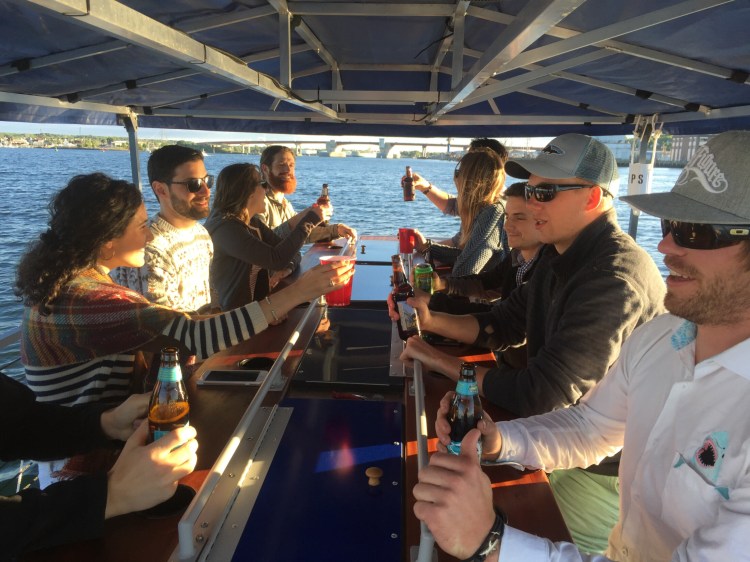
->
<box><xmin>25</xmin><ymin>301</ymin><xmax>268</xmax><ymax>406</ymax></box>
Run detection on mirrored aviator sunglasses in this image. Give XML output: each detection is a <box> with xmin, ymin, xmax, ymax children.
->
<box><xmin>661</xmin><ymin>219</ymin><xmax>750</xmax><ymax>250</ymax></box>
<box><xmin>171</xmin><ymin>174</ymin><xmax>215</xmax><ymax>193</ymax></box>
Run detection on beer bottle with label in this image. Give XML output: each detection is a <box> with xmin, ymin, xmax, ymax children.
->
<box><xmin>148</xmin><ymin>347</ymin><xmax>190</xmax><ymax>443</ymax></box>
<box><xmin>401</xmin><ymin>166</ymin><xmax>415</xmax><ymax>201</ymax></box>
<box><xmin>391</xmin><ymin>254</ymin><xmax>420</xmax><ymax>340</ymax></box>
<box><xmin>448</xmin><ymin>362</ymin><xmax>483</xmax><ymax>457</ymax></box>
<box><xmin>317</xmin><ymin>183</ymin><xmax>330</xmax><ymax>225</ymax></box>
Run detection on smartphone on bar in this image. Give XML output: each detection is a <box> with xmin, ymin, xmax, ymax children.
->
<box><xmin>196</xmin><ymin>369</ymin><xmax>268</xmax><ymax>387</ymax></box>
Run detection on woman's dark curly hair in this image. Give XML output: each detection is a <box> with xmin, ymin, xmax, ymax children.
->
<box><xmin>15</xmin><ymin>173</ymin><xmax>143</xmax><ymax>311</ymax></box>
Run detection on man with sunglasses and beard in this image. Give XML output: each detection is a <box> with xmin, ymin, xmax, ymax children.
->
<box><xmin>415</xmin><ymin>130</ymin><xmax>750</xmax><ymax>562</ymax></box>
<box><xmin>393</xmin><ymin>133</ymin><xmax>665</xmax><ymax>553</ymax></box>
<box><xmin>112</xmin><ymin>145</ymin><xmax>215</xmax><ymax>313</ymax></box>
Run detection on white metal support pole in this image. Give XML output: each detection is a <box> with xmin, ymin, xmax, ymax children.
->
<box><xmin>413</xmin><ymin>359</ymin><xmax>436</xmax><ymax>562</ymax></box>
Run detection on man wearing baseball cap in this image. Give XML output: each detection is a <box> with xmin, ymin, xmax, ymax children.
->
<box><xmin>415</xmin><ymin>131</ymin><xmax>750</xmax><ymax>561</ymax></box>
<box><xmin>394</xmin><ymin>133</ymin><xmax>665</xmax><ymax>552</ymax></box>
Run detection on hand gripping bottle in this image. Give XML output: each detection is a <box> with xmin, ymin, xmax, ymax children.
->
<box><xmin>391</xmin><ymin>254</ymin><xmax>420</xmax><ymax>340</ymax></box>
<box><xmin>448</xmin><ymin>362</ymin><xmax>483</xmax><ymax>457</ymax></box>
<box><xmin>148</xmin><ymin>347</ymin><xmax>190</xmax><ymax>443</ymax></box>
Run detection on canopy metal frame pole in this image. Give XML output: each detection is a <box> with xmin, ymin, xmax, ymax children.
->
<box><xmin>118</xmin><ymin>112</ymin><xmax>142</xmax><ymax>189</ymax></box>
<box><xmin>627</xmin><ymin>115</ymin><xmax>663</xmax><ymax>240</ymax></box>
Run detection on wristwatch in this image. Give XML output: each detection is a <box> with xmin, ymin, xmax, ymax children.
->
<box><xmin>423</xmin><ymin>183</ymin><xmax>433</xmax><ymax>194</ymax></box>
<box><xmin>462</xmin><ymin>506</ymin><xmax>507</xmax><ymax>562</ymax></box>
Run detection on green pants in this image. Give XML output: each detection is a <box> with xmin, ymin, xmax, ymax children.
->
<box><xmin>548</xmin><ymin>468</ymin><xmax>620</xmax><ymax>554</ymax></box>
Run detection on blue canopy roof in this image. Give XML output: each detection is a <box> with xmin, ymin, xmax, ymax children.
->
<box><xmin>1</xmin><ymin>0</ymin><xmax>749</xmax><ymax>137</ymax></box>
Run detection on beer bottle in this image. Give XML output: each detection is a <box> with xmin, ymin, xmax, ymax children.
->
<box><xmin>401</xmin><ymin>166</ymin><xmax>415</xmax><ymax>201</ymax></box>
<box><xmin>317</xmin><ymin>183</ymin><xmax>330</xmax><ymax>226</ymax></box>
<box><xmin>148</xmin><ymin>347</ymin><xmax>190</xmax><ymax>443</ymax></box>
<box><xmin>391</xmin><ymin>254</ymin><xmax>420</xmax><ymax>340</ymax></box>
<box><xmin>448</xmin><ymin>362</ymin><xmax>483</xmax><ymax>457</ymax></box>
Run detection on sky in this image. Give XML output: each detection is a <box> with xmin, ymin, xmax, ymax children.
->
<box><xmin>0</xmin><ymin>120</ymin><xmax>553</xmax><ymax>148</ymax></box>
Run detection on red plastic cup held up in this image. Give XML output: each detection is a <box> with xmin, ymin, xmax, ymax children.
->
<box><xmin>319</xmin><ymin>255</ymin><xmax>356</xmax><ymax>306</ymax></box>
<box><xmin>398</xmin><ymin>228</ymin><xmax>416</xmax><ymax>253</ymax></box>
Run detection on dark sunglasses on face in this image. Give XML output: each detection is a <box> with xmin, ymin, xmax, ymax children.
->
<box><xmin>660</xmin><ymin>219</ymin><xmax>750</xmax><ymax>250</ymax></box>
<box><xmin>523</xmin><ymin>182</ymin><xmax>614</xmax><ymax>203</ymax></box>
<box><xmin>169</xmin><ymin>174</ymin><xmax>215</xmax><ymax>193</ymax></box>
<box><xmin>523</xmin><ymin>182</ymin><xmax>592</xmax><ymax>202</ymax></box>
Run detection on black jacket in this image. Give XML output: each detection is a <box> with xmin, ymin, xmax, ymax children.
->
<box><xmin>0</xmin><ymin>375</ymin><xmax>110</xmax><ymax>558</ymax></box>
<box><xmin>475</xmin><ymin>210</ymin><xmax>666</xmax><ymax>417</ymax></box>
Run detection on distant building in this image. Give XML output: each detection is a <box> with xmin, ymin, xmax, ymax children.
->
<box><xmin>599</xmin><ymin>135</ymin><xmax>632</xmax><ymax>162</ymax></box>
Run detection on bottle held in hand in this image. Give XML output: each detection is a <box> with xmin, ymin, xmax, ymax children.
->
<box><xmin>317</xmin><ymin>183</ymin><xmax>330</xmax><ymax>225</ymax></box>
<box><xmin>391</xmin><ymin>254</ymin><xmax>420</xmax><ymax>340</ymax></box>
<box><xmin>401</xmin><ymin>166</ymin><xmax>415</xmax><ymax>201</ymax></box>
<box><xmin>148</xmin><ymin>347</ymin><xmax>190</xmax><ymax>443</ymax></box>
<box><xmin>448</xmin><ymin>362</ymin><xmax>483</xmax><ymax>457</ymax></box>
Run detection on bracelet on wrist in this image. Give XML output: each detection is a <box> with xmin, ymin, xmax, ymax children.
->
<box><xmin>424</xmin><ymin>183</ymin><xmax>433</xmax><ymax>194</ymax></box>
<box><xmin>462</xmin><ymin>506</ymin><xmax>507</xmax><ymax>562</ymax></box>
<box><xmin>264</xmin><ymin>296</ymin><xmax>279</xmax><ymax>322</ymax></box>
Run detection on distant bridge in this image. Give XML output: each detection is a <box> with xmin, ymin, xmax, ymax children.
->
<box><xmin>206</xmin><ymin>138</ymin><xmax>537</xmax><ymax>159</ymax></box>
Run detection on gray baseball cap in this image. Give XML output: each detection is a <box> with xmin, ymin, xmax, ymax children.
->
<box><xmin>622</xmin><ymin>131</ymin><xmax>750</xmax><ymax>224</ymax></box>
<box><xmin>505</xmin><ymin>133</ymin><xmax>619</xmax><ymax>195</ymax></box>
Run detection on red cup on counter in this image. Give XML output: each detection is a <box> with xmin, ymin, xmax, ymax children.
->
<box><xmin>398</xmin><ymin>227</ymin><xmax>416</xmax><ymax>253</ymax></box>
<box><xmin>319</xmin><ymin>255</ymin><xmax>356</xmax><ymax>306</ymax></box>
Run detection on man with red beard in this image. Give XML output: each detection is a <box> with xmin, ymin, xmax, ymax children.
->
<box><xmin>415</xmin><ymin>131</ymin><xmax>750</xmax><ymax>561</ymax></box>
<box><xmin>259</xmin><ymin>145</ymin><xmax>356</xmax><ymax>246</ymax></box>
<box><xmin>112</xmin><ymin>145</ymin><xmax>215</xmax><ymax>313</ymax></box>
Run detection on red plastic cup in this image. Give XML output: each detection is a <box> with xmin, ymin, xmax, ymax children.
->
<box><xmin>319</xmin><ymin>256</ymin><xmax>356</xmax><ymax>306</ymax></box>
<box><xmin>398</xmin><ymin>228</ymin><xmax>416</xmax><ymax>253</ymax></box>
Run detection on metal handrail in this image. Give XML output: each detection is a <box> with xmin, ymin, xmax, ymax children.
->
<box><xmin>413</xmin><ymin>359</ymin><xmax>436</xmax><ymax>562</ymax></box>
<box><xmin>0</xmin><ymin>326</ymin><xmax>21</xmax><ymax>349</ymax></box>
<box><xmin>177</xmin><ymin>298</ymin><xmax>323</xmax><ymax>560</ymax></box>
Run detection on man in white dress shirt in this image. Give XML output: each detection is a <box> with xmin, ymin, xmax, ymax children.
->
<box><xmin>414</xmin><ymin>130</ymin><xmax>750</xmax><ymax>562</ymax></box>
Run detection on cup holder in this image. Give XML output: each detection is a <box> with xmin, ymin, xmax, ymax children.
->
<box><xmin>237</xmin><ymin>357</ymin><xmax>275</xmax><ymax>370</ymax></box>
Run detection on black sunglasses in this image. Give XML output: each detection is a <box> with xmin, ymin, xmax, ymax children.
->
<box><xmin>169</xmin><ymin>174</ymin><xmax>214</xmax><ymax>193</ymax></box>
<box><xmin>523</xmin><ymin>182</ymin><xmax>592</xmax><ymax>202</ymax></box>
<box><xmin>660</xmin><ymin>219</ymin><xmax>750</xmax><ymax>250</ymax></box>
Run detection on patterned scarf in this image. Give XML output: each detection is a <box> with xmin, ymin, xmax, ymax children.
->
<box><xmin>22</xmin><ymin>267</ymin><xmax>186</xmax><ymax>368</ymax></box>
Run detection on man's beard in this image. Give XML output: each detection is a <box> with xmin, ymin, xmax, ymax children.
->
<box><xmin>170</xmin><ymin>191</ymin><xmax>209</xmax><ymax>220</ymax></box>
<box><xmin>664</xmin><ymin>256</ymin><xmax>750</xmax><ymax>325</ymax></box>
<box><xmin>267</xmin><ymin>170</ymin><xmax>297</xmax><ymax>195</ymax></box>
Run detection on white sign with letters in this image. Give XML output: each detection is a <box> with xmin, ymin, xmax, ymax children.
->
<box><xmin>627</xmin><ymin>163</ymin><xmax>652</xmax><ymax>196</ymax></box>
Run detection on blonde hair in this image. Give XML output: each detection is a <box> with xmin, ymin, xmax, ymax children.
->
<box><xmin>455</xmin><ymin>148</ymin><xmax>505</xmax><ymax>247</ymax></box>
